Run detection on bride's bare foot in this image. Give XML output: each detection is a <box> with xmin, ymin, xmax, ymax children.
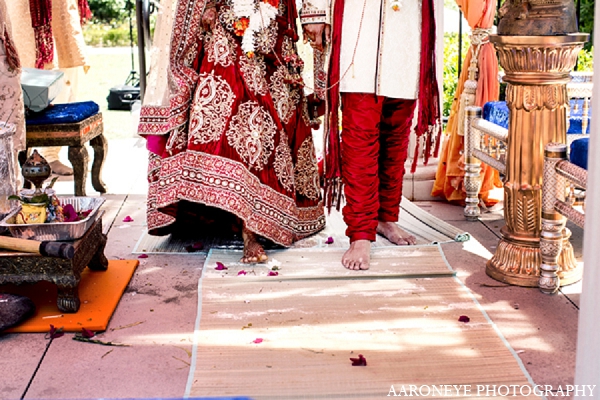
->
<box><xmin>377</xmin><ymin>221</ymin><xmax>416</xmax><ymax>245</ymax></box>
<box><xmin>241</xmin><ymin>228</ymin><xmax>268</xmax><ymax>264</ymax></box>
<box><xmin>342</xmin><ymin>240</ymin><xmax>371</xmax><ymax>270</ymax></box>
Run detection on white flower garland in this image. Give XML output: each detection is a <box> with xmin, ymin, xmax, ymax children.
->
<box><xmin>233</xmin><ymin>0</ymin><xmax>279</xmax><ymax>55</ymax></box>
<box><xmin>390</xmin><ymin>0</ymin><xmax>403</xmax><ymax>11</ymax></box>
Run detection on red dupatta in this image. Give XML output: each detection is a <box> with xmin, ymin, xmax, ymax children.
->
<box><xmin>29</xmin><ymin>0</ymin><xmax>54</xmax><ymax>69</ymax></box>
<box><xmin>323</xmin><ymin>0</ymin><xmax>441</xmax><ymax>210</ymax></box>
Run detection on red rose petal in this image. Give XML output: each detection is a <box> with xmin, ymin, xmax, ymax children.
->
<box><xmin>458</xmin><ymin>315</ymin><xmax>470</xmax><ymax>323</ymax></box>
<box><xmin>138</xmin><ymin>254</ymin><xmax>148</xmax><ymax>259</ymax></box>
<box><xmin>62</xmin><ymin>204</ymin><xmax>79</xmax><ymax>222</ymax></box>
<box><xmin>268</xmin><ymin>271</ymin><xmax>279</xmax><ymax>276</ymax></box>
<box><xmin>81</xmin><ymin>328</ymin><xmax>95</xmax><ymax>338</ymax></box>
<box><xmin>253</xmin><ymin>338</ymin><xmax>263</xmax><ymax>344</ymax></box>
<box><xmin>350</xmin><ymin>354</ymin><xmax>367</xmax><ymax>366</ymax></box>
<box><xmin>123</xmin><ymin>216</ymin><xmax>133</xmax><ymax>222</ymax></box>
<box><xmin>48</xmin><ymin>324</ymin><xmax>64</xmax><ymax>339</ymax></box>
<box><xmin>238</xmin><ymin>270</ymin><xmax>247</xmax><ymax>276</ymax></box>
<box><xmin>215</xmin><ymin>262</ymin><xmax>228</xmax><ymax>271</ymax></box>
<box><xmin>325</xmin><ymin>236</ymin><xmax>334</xmax><ymax>244</ymax></box>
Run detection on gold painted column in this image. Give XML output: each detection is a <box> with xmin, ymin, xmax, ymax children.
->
<box><xmin>487</xmin><ymin>34</ymin><xmax>587</xmax><ymax>287</ymax></box>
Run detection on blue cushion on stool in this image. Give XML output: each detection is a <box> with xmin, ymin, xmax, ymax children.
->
<box><xmin>26</xmin><ymin>101</ymin><xmax>100</xmax><ymax>125</ymax></box>
<box><xmin>483</xmin><ymin>100</ymin><xmax>591</xmax><ymax>134</ymax></box>
<box><xmin>570</xmin><ymin>137</ymin><xmax>589</xmax><ymax>170</ymax></box>
<box><xmin>483</xmin><ymin>101</ymin><xmax>509</xmax><ymax>129</ymax></box>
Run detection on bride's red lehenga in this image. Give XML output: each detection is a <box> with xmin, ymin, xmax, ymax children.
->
<box><xmin>139</xmin><ymin>0</ymin><xmax>325</xmax><ymax>246</ymax></box>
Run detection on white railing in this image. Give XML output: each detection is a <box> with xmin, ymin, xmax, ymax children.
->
<box><xmin>539</xmin><ymin>143</ymin><xmax>587</xmax><ymax>294</ymax></box>
<box><xmin>463</xmin><ymin>106</ymin><xmax>508</xmax><ymax>221</ymax></box>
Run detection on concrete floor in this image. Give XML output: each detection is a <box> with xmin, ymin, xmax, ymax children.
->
<box><xmin>0</xmin><ymin>137</ymin><xmax>584</xmax><ymax>399</ymax></box>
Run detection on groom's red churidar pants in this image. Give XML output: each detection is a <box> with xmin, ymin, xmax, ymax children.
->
<box><xmin>341</xmin><ymin>93</ymin><xmax>416</xmax><ymax>243</ymax></box>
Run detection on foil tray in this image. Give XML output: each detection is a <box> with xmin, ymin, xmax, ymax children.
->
<box><xmin>0</xmin><ymin>197</ymin><xmax>105</xmax><ymax>241</ymax></box>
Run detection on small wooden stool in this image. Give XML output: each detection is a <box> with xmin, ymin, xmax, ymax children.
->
<box><xmin>20</xmin><ymin>102</ymin><xmax>108</xmax><ymax>196</ymax></box>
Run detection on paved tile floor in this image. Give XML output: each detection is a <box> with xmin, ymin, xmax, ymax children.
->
<box><xmin>0</xmin><ymin>136</ymin><xmax>584</xmax><ymax>399</ymax></box>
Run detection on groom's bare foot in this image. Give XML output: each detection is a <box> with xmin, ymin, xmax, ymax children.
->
<box><xmin>241</xmin><ymin>228</ymin><xmax>268</xmax><ymax>264</ymax></box>
<box><xmin>342</xmin><ymin>240</ymin><xmax>371</xmax><ymax>270</ymax></box>
<box><xmin>377</xmin><ymin>221</ymin><xmax>416</xmax><ymax>245</ymax></box>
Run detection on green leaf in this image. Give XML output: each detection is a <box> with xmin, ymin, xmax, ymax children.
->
<box><xmin>7</xmin><ymin>195</ymin><xmax>23</xmax><ymax>202</ymax></box>
<box><xmin>46</xmin><ymin>177</ymin><xmax>59</xmax><ymax>189</ymax></box>
<box><xmin>29</xmin><ymin>194</ymin><xmax>50</xmax><ymax>204</ymax></box>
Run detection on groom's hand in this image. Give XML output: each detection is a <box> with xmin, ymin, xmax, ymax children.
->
<box><xmin>302</xmin><ymin>23</ymin><xmax>331</xmax><ymax>51</ymax></box>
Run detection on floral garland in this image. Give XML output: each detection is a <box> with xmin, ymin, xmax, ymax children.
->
<box><xmin>390</xmin><ymin>0</ymin><xmax>403</xmax><ymax>11</ymax></box>
<box><xmin>232</xmin><ymin>0</ymin><xmax>279</xmax><ymax>57</ymax></box>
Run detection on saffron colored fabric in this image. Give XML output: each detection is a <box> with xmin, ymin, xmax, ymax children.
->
<box><xmin>142</xmin><ymin>0</ymin><xmax>325</xmax><ymax>246</ymax></box>
<box><xmin>431</xmin><ymin>0</ymin><xmax>502</xmax><ymax>206</ymax></box>
<box><xmin>341</xmin><ymin>93</ymin><xmax>415</xmax><ymax>243</ymax></box>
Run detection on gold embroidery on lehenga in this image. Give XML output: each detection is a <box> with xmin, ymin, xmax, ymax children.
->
<box><xmin>226</xmin><ymin>101</ymin><xmax>277</xmax><ymax>170</ymax></box>
<box><xmin>239</xmin><ymin>54</ymin><xmax>269</xmax><ymax>96</ymax></box>
<box><xmin>294</xmin><ymin>137</ymin><xmax>320</xmax><ymax>200</ymax></box>
<box><xmin>281</xmin><ymin>36</ymin><xmax>295</xmax><ymax>61</ymax></box>
<box><xmin>165</xmin><ymin>127</ymin><xmax>188</xmax><ymax>156</ymax></box>
<box><xmin>189</xmin><ymin>73</ymin><xmax>236</xmax><ymax>144</ymax></box>
<box><xmin>219</xmin><ymin>6</ymin><xmax>237</xmax><ymax>31</ymax></box>
<box><xmin>269</xmin><ymin>65</ymin><xmax>300</xmax><ymax>124</ymax></box>
<box><xmin>206</xmin><ymin>24</ymin><xmax>236</xmax><ymax>68</ymax></box>
<box><xmin>301</xmin><ymin>96</ymin><xmax>312</xmax><ymax>126</ymax></box>
<box><xmin>255</xmin><ymin>21</ymin><xmax>278</xmax><ymax>54</ymax></box>
<box><xmin>274</xmin><ymin>134</ymin><xmax>295</xmax><ymax>192</ymax></box>
<box><xmin>183</xmin><ymin>41</ymin><xmax>199</xmax><ymax>67</ymax></box>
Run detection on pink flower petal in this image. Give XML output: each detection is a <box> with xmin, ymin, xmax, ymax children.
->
<box><xmin>185</xmin><ymin>242</ymin><xmax>205</xmax><ymax>253</ymax></box>
<box><xmin>253</xmin><ymin>338</ymin><xmax>263</xmax><ymax>344</ymax></box>
<box><xmin>325</xmin><ymin>236</ymin><xmax>334</xmax><ymax>244</ymax></box>
<box><xmin>238</xmin><ymin>270</ymin><xmax>247</xmax><ymax>276</ymax></box>
<box><xmin>47</xmin><ymin>324</ymin><xmax>64</xmax><ymax>339</ymax></box>
<box><xmin>62</xmin><ymin>204</ymin><xmax>79</xmax><ymax>222</ymax></box>
<box><xmin>138</xmin><ymin>254</ymin><xmax>148</xmax><ymax>259</ymax></box>
<box><xmin>81</xmin><ymin>328</ymin><xmax>95</xmax><ymax>338</ymax></box>
<box><xmin>268</xmin><ymin>271</ymin><xmax>279</xmax><ymax>276</ymax></box>
<box><xmin>458</xmin><ymin>315</ymin><xmax>470</xmax><ymax>323</ymax></box>
<box><xmin>215</xmin><ymin>262</ymin><xmax>228</xmax><ymax>270</ymax></box>
<box><xmin>350</xmin><ymin>354</ymin><xmax>367</xmax><ymax>366</ymax></box>
<box><xmin>123</xmin><ymin>216</ymin><xmax>134</xmax><ymax>222</ymax></box>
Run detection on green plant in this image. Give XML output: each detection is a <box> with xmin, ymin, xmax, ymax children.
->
<box><xmin>83</xmin><ymin>21</ymin><xmax>137</xmax><ymax>47</ymax></box>
<box><xmin>443</xmin><ymin>32</ymin><xmax>471</xmax><ymax>118</ymax></box>
<box><xmin>576</xmin><ymin>46</ymin><xmax>594</xmax><ymax>71</ymax></box>
<box><xmin>88</xmin><ymin>0</ymin><xmax>130</xmax><ymax>24</ymax></box>
<box><xmin>9</xmin><ymin>193</ymin><xmax>51</xmax><ymax>206</ymax></box>
<box><xmin>8</xmin><ymin>178</ymin><xmax>58</xmax><ymax>205</ymax></box>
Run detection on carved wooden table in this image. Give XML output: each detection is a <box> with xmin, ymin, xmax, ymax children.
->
<box><xmin>19</xmin><ymin>113</ymin><xmax>108</xmax><ymax>196</ymax></box>
<box><xmin>0</xmin><ymin>218</ymin><xmax>108</xmax><ymax>313</ymax></box>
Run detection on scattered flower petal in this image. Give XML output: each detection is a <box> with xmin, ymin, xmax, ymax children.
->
<box><xmin>47</xmin><ymin>324</ymin><xmax>64</xmax><ymax>339</ymax></box>
<box><xmin>81</xmin><ymin>328</ymin><xmax>95</xmax><ymax>338</ymax></box>
<box><xmin>325</xmin><ymin>236</ymin><xmax>334</xmax><ymax>244</ymax></box>
<box><xmin>62</xmin><ymin>204</ymin><xmax>79</xmax><ymax>222</ymax></box>
<box><xmin>137</xmin><ymin>254</ymin><xmax>148</xmax><ymax>259</ymax></box>
<box><xmin>458</xmin><ymin>315</ymin><xmax>470</xmax><ymax>323</ymax></box>
<box><xmin>215</xmin><ymin>262</ymin><xmax>228</xmax><ymax>271</ymax></box>
<box><xmin>238</xmin><ymin>270</ymin><xmax>247</xmax><ymax>276</ymax></box>
<box><xmin>350</xmin><ymin>354</ymin><xmax>367</xmax><ymax>366</ymax></box>
<box><xmin>268</xmin><ymin>271</ymin><xmax>279</xmax><ymax>276</ymax></box>
<box><xmin>253</xmin><ymin>338</ymin><xmax>263</xmax><ymax>344</ymax></box>
<box><xmin>122</xmin><ymin>216</ymin><xmax>134</xmax><ymax>222</ymax></box>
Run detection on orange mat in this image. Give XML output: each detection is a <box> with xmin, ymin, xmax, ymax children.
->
<box><xmin>1</xmin><ymin>260</ymin><xmax>138</xmax><ymax>333</ymax></box>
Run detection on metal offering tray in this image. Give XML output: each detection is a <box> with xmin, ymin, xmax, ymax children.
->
<box><xmin>0</xmin><ymin>197</ymin><xmax>105</xmax><ymax>241</ymax></box>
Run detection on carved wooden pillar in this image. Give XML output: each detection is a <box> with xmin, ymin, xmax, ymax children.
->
<box><xmin>487</xmin><ymin>34</ymin><xmax>586</xmax><ymax>286</ymax></box>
